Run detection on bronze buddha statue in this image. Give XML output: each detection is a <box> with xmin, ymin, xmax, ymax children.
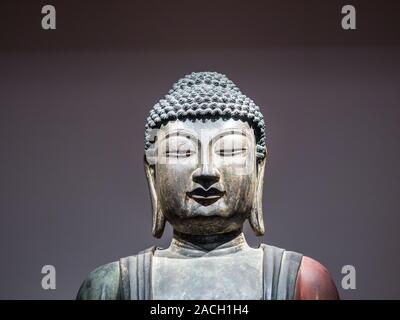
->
<box><xmin>77</xmin><ymin>72</ymin><xmax>339</xmax><ymax>300</ymax></box>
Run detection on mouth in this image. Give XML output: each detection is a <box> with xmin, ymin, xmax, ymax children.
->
<box><xmin>186</xmin><ymin>187</ymin><xmax>225</xmax><ymax>206</ymax></box>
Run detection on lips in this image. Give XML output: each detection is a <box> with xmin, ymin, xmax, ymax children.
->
<box><xmin>186</xmin><ymin>187</ymin><xmax>225</xmax><ymax>206</ymax></box>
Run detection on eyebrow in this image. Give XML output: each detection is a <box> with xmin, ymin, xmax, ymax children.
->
<box><xmin>161</xmin><ymin>130</ymin><xmax>199</xmax><ymax>144</ymax></box>
<box><xmin>210</xmin><ymin>129</ymin><xmax>252</xmax><ymax>144</ymax></box>
<box><xmin>160</xmin><ymin>128</ymin><xmax>252</xmax><ymax>145</ymax></box>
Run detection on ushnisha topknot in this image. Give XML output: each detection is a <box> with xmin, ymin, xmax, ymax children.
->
<box><xmin>144</xmin><ymin>71</ymin><xmax>266</xmax><ymax>160</ymax></box>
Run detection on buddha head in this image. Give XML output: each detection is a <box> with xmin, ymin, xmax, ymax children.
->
<box><xmin>144</xmin><ymin>72</ymin><xmax>266</xmax><ymax>238</ymax></box>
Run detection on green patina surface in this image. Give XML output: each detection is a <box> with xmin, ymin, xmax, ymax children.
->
<box><xmin>76</xmin><ymin>261</ymin><xmax>121</xmax><ymax>300</ymax></box>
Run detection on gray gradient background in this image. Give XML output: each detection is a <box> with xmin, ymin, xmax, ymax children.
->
<box><xmin>0</xmin><ymin>1</ymin><xmax>400</xmax><ymax>299</ymax></box>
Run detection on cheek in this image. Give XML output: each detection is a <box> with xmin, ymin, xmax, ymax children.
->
<box><xmin>218</xmin><ymin>165</ymin><xmax>257</xmax><ymax>210</ymax></box>
<box><xmin>155</xmin><ymin>162</ymin><xmax>196</xmax><ymax>202</ymax></box>
<box><xmin>224</xmin><ymin>174</ymin><xmax>254</xmax><ymax>198</ymax></box>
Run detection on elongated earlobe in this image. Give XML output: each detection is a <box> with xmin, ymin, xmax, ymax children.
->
<box><xmin>249</xmin><ymin>158</ymin><xmax>266</xmax><ymax>236</ymax></box>
<box><xmin>144</xmin><ymin>156</ymin><xmax>165</xmax><ymax>238</ymax></box>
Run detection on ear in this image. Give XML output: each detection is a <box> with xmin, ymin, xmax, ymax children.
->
<box><xmin>249</xmin><ymin>154</ymin><xmax>266</xmax><ymax>236</ymax></box>
<box><xmin>144</xmin><ymin>155</ymin><xmax>165</xmax><ymax>238</ymax></box>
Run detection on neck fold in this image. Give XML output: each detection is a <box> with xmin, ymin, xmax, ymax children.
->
<box><xmin>169</xmin><ymin>229</ymin><xmax>249</xmax><ymax>257</ymax></box>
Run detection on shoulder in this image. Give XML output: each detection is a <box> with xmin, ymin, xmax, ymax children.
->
<box><xmin>76</xmin><ymin>261</ymin><xmax>121</xmax><ymax>300</ymax></box>
<box><xmin>76</xmin><ymin>247</ymin><xmax>157</xmax><ymax>300</ymax></box>
<box><xmin>295</xmin><ymin>256</ymin><xmax>340</xmax><ymax>300</ymax></box>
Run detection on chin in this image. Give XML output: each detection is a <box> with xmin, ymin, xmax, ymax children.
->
<box><xmin>190</xmin><ymin>205</ymin><xmax>224</xmax><ymax>217</ymax></box>
<box><xmin>184</xmin><ymin>199</ymin><xmax>233</xmax><ymax>217</ymax></box>
<box><xmin>171</xmin><ymin>214</ymin><xmax>246</xmax><ymax>235</ymax></box>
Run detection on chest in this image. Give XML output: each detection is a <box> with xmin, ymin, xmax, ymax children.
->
<box><xmin>151</xmin><ymin>252</ymin><xmax>263</xmax><ymax>300</ymax></box>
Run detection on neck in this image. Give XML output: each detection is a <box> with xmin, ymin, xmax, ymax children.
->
<box><xmin>172</xmin><ymin>228</ymin><xmax>246</xmax><ymax>252</ymax></box>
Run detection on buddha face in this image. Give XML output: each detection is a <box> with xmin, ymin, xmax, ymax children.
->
<box><xmin>146</xmin><ymin>118</ymin><xmax>263</xmax><ymax>235</ymax></box>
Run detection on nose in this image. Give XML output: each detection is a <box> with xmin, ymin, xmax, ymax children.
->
<box><xmin>192</xmin><ymin>165</ymin><xmax>220</xmax><ymax>190</ymax></box>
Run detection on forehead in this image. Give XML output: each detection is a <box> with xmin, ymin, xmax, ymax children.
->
<box><xmin>159</xmin><ymin>118</ymin><xmax>253</xmax><ymax>139</ymax></box>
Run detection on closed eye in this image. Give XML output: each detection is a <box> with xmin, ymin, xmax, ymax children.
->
<box><xmin>216</xmin><ymin>148</ymin><xmax>247</xmax><ymax>157</ymax></box>
<box><xmin>165</xmin><ymin>150</ymin><xmax>194</xmax><ymax>158</ymax></box>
